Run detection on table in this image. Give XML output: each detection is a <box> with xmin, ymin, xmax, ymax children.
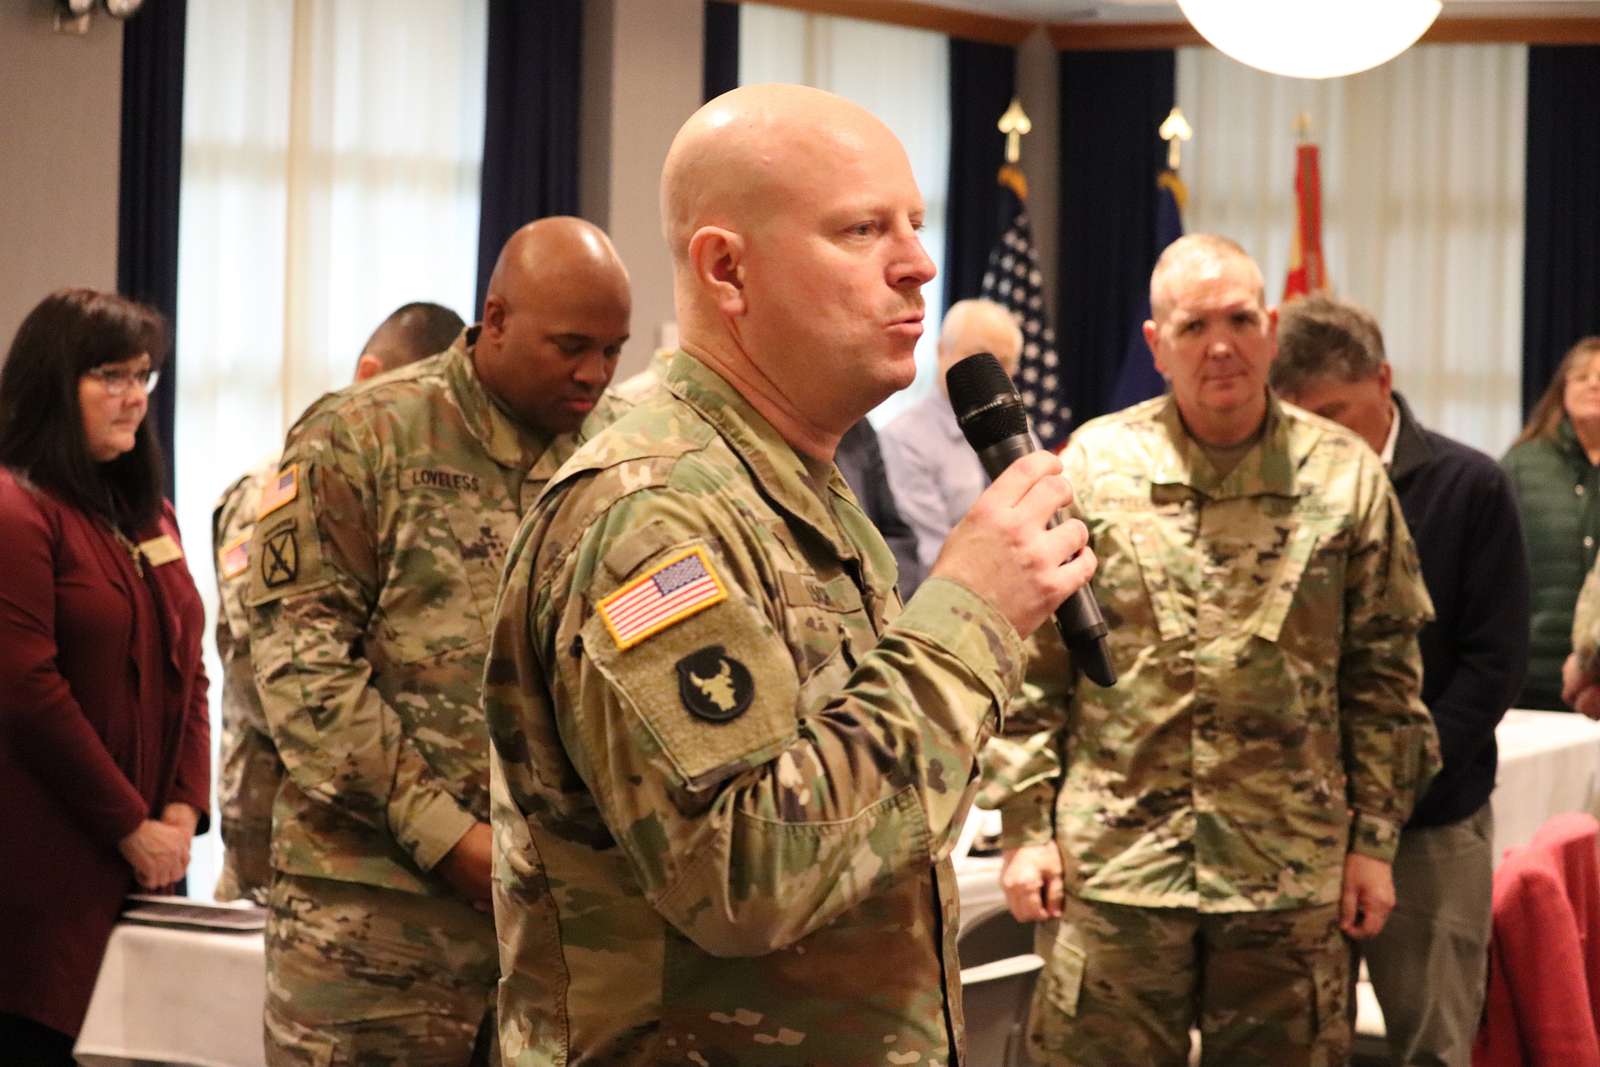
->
<box><xmin>1488</xmin><ymin>708</ymin><xmax>1600</xmax><ymax>859</ymax></box>
<box><xmin>75</xmin><ymin>922</ymin><xmax>266</xmax><ymax>1067</ymax></box>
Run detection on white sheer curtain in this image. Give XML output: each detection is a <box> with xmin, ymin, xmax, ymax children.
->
<box><xmin>176</xmin><ymin>0</ymin><xmax>486</xmax><ymax>896</ymax></box>
<box><xmin>739</xmin><ymin>8</ymin><xmax>951</xmax><ymax>426</ymax></box>
<box><xmin>1176</xmin><ymin>44</ymin><xmax>1527</xmax><ymax>455</ymax></box>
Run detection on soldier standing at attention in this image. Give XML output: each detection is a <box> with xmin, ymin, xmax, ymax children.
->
<box><xmin>991</xmin><ymin>234</ymin><xmax>1440</xmax><ymax>1067</ymax></box>
<box><xmin>484</xmin><ymin>83</ymin><xmax>1098</xmax><ymax>1067</ymax></box>
<box><xmin>246</xmin><ymin>217</ymin><xmax>630</xmax><ymax>1066</ymax></box>
<box><xmin>212</xmin><ymin>300</ymin><xmax>464</xmax><ymax>905</ymax></box>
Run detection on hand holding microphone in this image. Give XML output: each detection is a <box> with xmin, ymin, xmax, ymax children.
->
<box><xmin>939</xmin><ymin>352</ymin><xmax>1117</xmax><ymax>687</ymax></box>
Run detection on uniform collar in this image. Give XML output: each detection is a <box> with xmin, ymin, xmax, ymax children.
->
<box><xmin>663</xmin><ymin>350</ymin><xmax>880</xmax><ymax>579</ymax></box>
<box><xmin>445</xmin><ymin>326</ymin><xmax>557</xmax><ymax>471</ymax></box>
<box><xmin>1150</xmin><ymin>390</ymin><xmax>1302</xmax><ymax>499</ymax></box>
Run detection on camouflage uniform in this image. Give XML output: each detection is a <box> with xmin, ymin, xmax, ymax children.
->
<box><xmin>485</xmin><ymin>351</ymin><xmax>1026</xmax><ymax>1067</ymax></box>
<box><xmin>212</xmin><ymin>458</ymin><xmax>285</xmax><ymax>904</ymax></box>
<box><xmin>1574</xmin><ymin>560</ymin><xmax>1600</xmax><ymax>670</ymax></box>
<box><xmin>988</xmin><ymin>394</ymin><xmax>1439</xmax><ymax>1067</ymax></box>
<box><xmin>247</xmin><ymin>331</ymin><xmax>614</xmax><ymax>1066</ymax></box>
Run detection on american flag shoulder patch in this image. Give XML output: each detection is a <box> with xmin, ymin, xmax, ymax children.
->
<box><xmin>256</xmin><ymin>464</ymin><xmax>299</xmax><ymax>520</ymax></box>
<box><xmin>218</xmin><ymin>532</ymin><xmax>251</xmax><ymax>580</ymax></box>
<box><xmin>598</xmin><ymin>546</ymin><xmax>728</xmax><ymax>651</ymax></box>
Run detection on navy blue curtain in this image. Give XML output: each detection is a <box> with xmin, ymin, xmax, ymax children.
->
<box><xmin>475</xmin><ymin>0</ymin><xmax>583</xmax><ymax>317</ymax></box>
<box><xmin>1057</xmin><ymin>50</ymin><xmax>1174</xmax><ymax>431</ymax></box>
<box><xmin>943</xmin><ymin>39</ymin><xmax>1018</xmax><ymax>312</ymax></box>
<box><xmin>703</xmin><ymin>1</ymin><xmax>740</xmax><ymax>103</ymax></box>
<box><xmin>118</xmin><ymin>0</ymin><xmax>187</xmax><ymax>500</ymax></box>
<box><xmin>1523</xmin><ymin>46</ymin><xmax>1600</xmax><ymax>416</ymax></box>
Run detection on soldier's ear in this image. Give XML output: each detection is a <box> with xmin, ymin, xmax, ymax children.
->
<box><xmin>482</xmin><ymin>294</ymin><xmax>507</xmax><ymax>340</ymax></box>
<box><xmin>689</xmin><ymin>226</ymin><xmax>747</xmax><ymax>317</ymax></box>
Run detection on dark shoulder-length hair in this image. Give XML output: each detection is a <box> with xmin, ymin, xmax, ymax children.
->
<box><xmin>0</xmin><ymin>289</ymin><xmax>169</xmax><ymax>528</ymax></box>
<box><xmin>1515</xmin><ymin>336</ymin><xmax>1600</xmax><ymax>448</ymax></box>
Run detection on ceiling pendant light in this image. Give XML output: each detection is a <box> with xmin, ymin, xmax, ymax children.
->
<box><xmin>1176</xmin><ymin>0</ymin><xmax>1443</xmax><ymax>80</ymax></box>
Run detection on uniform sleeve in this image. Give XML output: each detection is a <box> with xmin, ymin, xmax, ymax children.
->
<box><xmin>980</xmin><ymin>623</ymin><xmax>1071</xmax><ymax>848</ymax></box>
<box><xmin>246</xmin><ymin>418</ymin><xmax>477</xmax><ymax>872</ymax></box>
<box><xmin>502</xmin><ymin>480</ymin><xmax>1025</xmax><ymax>958</ymax></box>
<box><xmin>1574</xmin><ymin>559</ymin><xmax>1600</xmax><ymax>673</ymax></box>
<box><xmin>982</xmin><ymin>439</ymin><xmax>1091</xmax><ymax>848</ymax></box>
<box><xmin>0</xmin><ymin>481</ymin><xmax>146</xmax><ymax>846</ymax></box>
<box><xmin>1340</xmin><ymin>466</ymin><xmax>1441</xmax><ymax>862</ymax></box>
<box><xmin>879</xmin><ymin>420</ymin><xmax>956</xmax><ymax>579</ymax></box>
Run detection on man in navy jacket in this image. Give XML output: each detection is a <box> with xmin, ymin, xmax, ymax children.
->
<box><xmin>1272</xmin><ymin>294</ymin><xmax>1530</xmax><ymax>1067</ymax></box>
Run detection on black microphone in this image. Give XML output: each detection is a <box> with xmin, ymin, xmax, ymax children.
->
<box><xmin>945</xmin><ymin>352</ymin><xmax>1116</xmax><ymax>688</ymax></box>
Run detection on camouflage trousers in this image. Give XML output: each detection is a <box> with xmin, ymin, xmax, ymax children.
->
<box><xmin>213</xmin><ymin>725</ymin><xmax>281</xmax><ymax>904</ymax></box>
<box><xmin>1026</xmin><ymin>894</ymin><xmax>1348</xmax><ymax>1067</ymax></box>
<box><xmin>264</xmin><ymin>872</ymin><xmax>499</xmax><ymax>1067</ymax></box>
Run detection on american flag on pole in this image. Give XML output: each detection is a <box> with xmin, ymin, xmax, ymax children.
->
<box><xmin>598</xmin><ymin>546</ymin><xmax>728</xmax><ymax>650</ymax></box>
<box><xmin>980</xmin><ymin>164</ymin><xmax>1069</xmax><ymax>450</ymax></box>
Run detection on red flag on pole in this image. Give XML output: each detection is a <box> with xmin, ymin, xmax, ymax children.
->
<box><xmin>1283</xmin><ymin>143</ymin><xmax>1327</xmax><ymax>302</ymax></box>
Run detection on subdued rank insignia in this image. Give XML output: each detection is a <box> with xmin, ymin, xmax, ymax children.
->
<box><xmin>675</xmin><ymin>645</ymin><xmax>754</xmax><ymax>723</ymax></box>
<box><xmin>261</xmin><ymin>527</ymin><xmax>299</xmax><ymax>588</ymax></box>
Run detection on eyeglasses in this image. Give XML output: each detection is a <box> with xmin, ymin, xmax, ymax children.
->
<box><xmin>85</xmin><ymin>366</ymin><xmax>159</xmax><ymax>396</ymax></box>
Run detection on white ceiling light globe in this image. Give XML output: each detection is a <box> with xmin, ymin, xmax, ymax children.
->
<box><xmin>1176</xmin><ymin>0</ymin><xmax>1443</xmax><ymax>80</ymax></box>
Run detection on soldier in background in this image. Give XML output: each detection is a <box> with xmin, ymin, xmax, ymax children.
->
<box><xmin>212</xmin><ymin>300</ymin><xmax>463</xmax><ymax>904</ymax></box>
<box><xmin>483</xmin><ymin>83</ymin><xmax>1097</xmax><ymax>1066</ymax></box>
<box><xmin>245</xmin><ymin>217</ymin><xmax>629</xmax><ymax>1066</ymax></box>
<box><xmin>991</xmin><ymin>235</ymin><xmax>1439</xmax><ymax>1066</ymax></box>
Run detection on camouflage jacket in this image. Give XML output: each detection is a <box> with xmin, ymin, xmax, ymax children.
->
<box><xmin>212</xmin><ymin>457</ymin><xmax>283</xmax><ymax>902</ymax></box>
<box><xmin>486</xmin><ymin>351</ymin><xmax>1026</xmax><ymax>1067</ymax></box>
<box><xmin>989</xmin><ymin>394</ymin><xmax>1439</xmax><ymax>912</ymax></box>
<box><xmin>1575</xmin><ymin>560</ymin><xmax>1600</xmax><ymax>672</ymax></box>
<box><xmin>246</xmin><ymin>333</ymin><xmax>612</xmax><ymax>895</ymax></box>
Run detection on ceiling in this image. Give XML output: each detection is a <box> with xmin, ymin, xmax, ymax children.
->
<box><xmin>920</xmin><ymin>0</ymin><xmax>1600</xmax><ymax>24</ymax></box>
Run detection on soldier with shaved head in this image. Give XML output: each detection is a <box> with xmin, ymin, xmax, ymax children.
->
<box><xmin>484</xmin><ymin>84</ymin><xmax>1098</xmax><ymax>1065</ymax></box>
<box><xmin>246</xmin><ymin>217</ymin><xmax>630</xmax><ymax>1066</ymax></box>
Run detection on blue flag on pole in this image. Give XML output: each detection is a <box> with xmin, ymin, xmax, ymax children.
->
<box><xmin>1107</xmin><ymin>171</ymin><xmax>1187</xmax><ymax>413</ymax></box>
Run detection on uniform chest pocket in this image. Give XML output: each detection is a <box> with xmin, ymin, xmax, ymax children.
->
<box><xmin>1250</xmin><ymin>524</ymin><xmax>1321</xmax><ymax>644</ymax></box>
<box><xmin>375</xmin><ymin>493</ymin><xmax>498</xmax><ymax>665</ymax></box>
<box><xmin>778</xmin><ymin>570</ymin><xmax>868</xmax><ymax>714</ymax></box>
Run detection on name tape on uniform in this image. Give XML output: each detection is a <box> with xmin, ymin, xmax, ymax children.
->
<box><xmin>138</xmin><ymin>533</ymin><xmax>184</xmax><ymax>567</ymax></box>
<box><xmin>256</xmin><ymin>464</ymin><xmax>299</xmax><ymax>520</ymax></box>
<box><xmin>598</xmin><ymin>546</ymin><xmax>728</xmax><ymax>650</ymax></box>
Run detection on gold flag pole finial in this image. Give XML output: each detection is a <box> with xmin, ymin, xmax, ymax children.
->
<box><xmin>998</xmin><ymin>96</ymin><xmax>1032</xmax><ymax>165</ymax></box>
<box><xmin>1294</xmin><ymin>111</ymin><xmax>1313</xmax><ymax>144</ymax></box>
<box><xmin>1159</xmin><ymin>106</ymin><xmax>1193</xmax><ymax>172</ymax></box>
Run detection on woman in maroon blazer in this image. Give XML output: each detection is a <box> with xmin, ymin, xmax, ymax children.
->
<box><xmin>0</xmin><ymin>290</ymin><xmax>210</xmax><ymax>1065</ymax></box>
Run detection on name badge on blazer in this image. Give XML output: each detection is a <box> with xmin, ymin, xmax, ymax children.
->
<box><xmin>139</xmin><ymin>534</ymin><xmax>184</xmax><ymax>567</ymax></box>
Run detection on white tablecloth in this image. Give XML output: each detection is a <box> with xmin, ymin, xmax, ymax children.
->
<box><xmin>75</xmin><ymin>922</ymin><xmax>266</xmax><ymax>1067</ymax></box>
<box><xmin>1488</xmin><ymin>708</ymin><xmax>1600</xmax><ymax>859</ymax></box>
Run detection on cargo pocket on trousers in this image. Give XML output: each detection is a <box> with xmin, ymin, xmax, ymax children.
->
<box><xmin>1302</xmin><ymin>947</ymin><xmax>1349</xmax><ymax>1051</ymax></box>
<box><xmin>1026</xmin><ymin>919</ymin><xmax>1087</xmax><ymax>1059</ymax></box>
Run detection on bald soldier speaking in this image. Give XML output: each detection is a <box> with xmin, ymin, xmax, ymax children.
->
<box><xmin>484</xmin><ymin>85</ymin><xmax>1097</xmax><ymax>1066</ymax></box>
<box><xmin>246</xmin><ymin>218</ymin><xmax>629</xmax><ymax>1066</ymax></box>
